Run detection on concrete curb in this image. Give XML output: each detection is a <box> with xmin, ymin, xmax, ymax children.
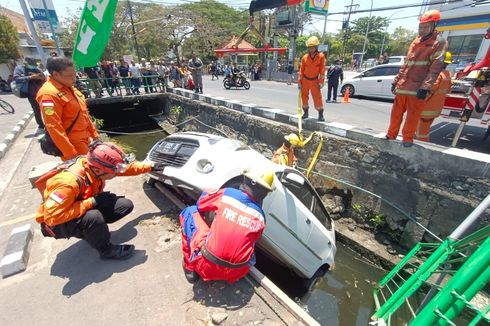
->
<box><xmin>0</xmin><ymin>224</ymin><xmax>34</xmax><ymax>278</ymax></box>
<box><xmin>167</xmin><ymin>87</ymin><xmax>490</xmax><ymax>174</ymax></box>
<box><xmin>0</xmin><ymin>111</ymin><xmax>34</xmax><ymax>161</ymax></box>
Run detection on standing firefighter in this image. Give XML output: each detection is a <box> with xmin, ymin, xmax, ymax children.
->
<box><xmin>416</xmin><ymin>52</ymin><xmax>453</xmax><ymax>142</ymax></box>
<box><xmin>385</xmin><ymin>10</ymin><xmax>448</xmax><ymax>147</ymax></box>
<box><xmin>35</xmin><ymin>140</ymin><xmax>165</xmax><ymax>260</ymax></box>
<box><xmin>298</xmin><ymin>36</ymin><xmax>326</xmax><ymax>122</ymax></box>
<box><xmin>179</xmin><ymin>170</ymin><xmax>274</xmax><ymax>284</ymax></box>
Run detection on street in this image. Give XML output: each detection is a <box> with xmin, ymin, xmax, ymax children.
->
<box><xmin>201</xmin><ymin>76</ymin><xmax>490</xmax><ymax>154</ymax></box>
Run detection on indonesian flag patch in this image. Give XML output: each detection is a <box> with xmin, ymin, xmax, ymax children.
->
<box><xmin>49</xmin><ymin>191</ymin><xmax>65</xmax><ymax>204</ymax></box>
<box><xmin>41</xmin><ymin>100</ymin><xmax>55</xmax><ymax>115</ymax></box>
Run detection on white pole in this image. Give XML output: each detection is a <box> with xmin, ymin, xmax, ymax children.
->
<box><xmin>19</xmin><ymin>0</ymin><xmax>47</xmax><ymax>63</ymax></box>
<box><xmin>360</xmin><ymin>0</ymin><xmax>373</xmax><ymax>69</ymax></box>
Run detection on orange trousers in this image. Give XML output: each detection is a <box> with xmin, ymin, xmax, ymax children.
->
<box><xmin>386</xmin><ymin>94</ymin><xmax>426</xmax><ymax>143</ymax></box>
<box><xmin>301</xmin><ymin>79</ymin><xmax>323</xmax><ymax>111</ymax></box>
<box><xmin>416</xmin><ymin>118</ymin><xmax>434</xmax><ymax>142</ymax></box>
<box><xmin>61</xmin><ymin>138</ymin><xmax>90</xmax><ymax>161</ymax></box>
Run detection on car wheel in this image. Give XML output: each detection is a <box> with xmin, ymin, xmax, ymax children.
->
<box><xmin>302</xmin><ymin>268</ymin><xmax>326</xmax><ymax>292</ymax></box>
<box><xmin>223</xmin><ymin>79</ymin><xmax>232</xmax><ymax>89</ymax></box>
<box><xmin>341</xmin><ymin>84</ymin><xmax>355</xmax><ymax>97</ymax></box>
<box><xmin>243</xmin><ymin>81</ymin><xmax>251</xmax><ymax>90</ymax></box>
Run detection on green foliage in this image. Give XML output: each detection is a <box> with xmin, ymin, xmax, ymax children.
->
<box><xmin>386</xmin><ymin>26</ymin><xmax>416</xmax><ymax>56</ymax></box>
<box><xmin>90</xmin><ymin>115</ymin><xmax>104</xmax><ymax>129</ymax></box>
<box><xmin>352</xmin><ymin>203</ymin><xmax>386</xmax><ymax>229</ymax></box>
<box><xmin>0</xmin><ymin>15</ymin><xmax>20</xmax><ymax>64</ymax></box>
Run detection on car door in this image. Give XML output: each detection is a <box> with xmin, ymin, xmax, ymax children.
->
<box><xmin>357</xmin><ymin>67</ymin><xmax>386</xmax><ymax>96</ymax></box>
<box><xmin>261</xmin><ymin>169</ymin><xmax>317</xmax><ymax>277</ymax></box>
<box><xmin>380</xmin><ymin>66</ymin><xmax>401</xmax><ymax>99</ymax></box>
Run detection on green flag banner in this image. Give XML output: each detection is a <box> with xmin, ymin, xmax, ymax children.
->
<box><xmin>72</xmin><ymin>0</ymin><xmax>118</xmax><ymax>67</ymax></box>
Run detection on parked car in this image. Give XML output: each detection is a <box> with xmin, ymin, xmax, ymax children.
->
<box><xmin>364</xmin><ymin>58</ymin><xmax>378</xmax><ymax>68</ymax></box>
<box><xmin>387</xmin><ymin>56</ymin><xmax>406</xmax><ymax>65</ymax></box>
<box><xmin>146</xmin><ymin>132</ymin><xmax>337</xmax><ymax>291</ymax></box>
<box><xmin>340</xmin><ymin>63</ymin><xmax>401</xmax><ymax>100</ymax></box>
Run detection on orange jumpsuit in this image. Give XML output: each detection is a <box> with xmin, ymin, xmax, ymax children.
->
<box><xmin>387</xmin><ymin>32</ymin><xmax>447</xmax><ymax>143</ymax></box>
<box><xmin>36</xmin><ymin>157</ymin><xmax>152</xmax><ymax>227</ymax></box>
<box><xmin>416</xmin><ymin>69</ymin><xmax>452</xmax><ymax>142</ymax></box>
<box><xmin>271</xmin><ymin>143</ymin><xmax>297</xmax><ymax>167</ymax></box>
<box><xmin>298</xmin><ymin>51</ymin><xmax>326</xmax><ymax>111</ymax></box>
<box><xmin>36</xmin><ymin>77</ymin><xmax>99</xmax><ymax>161</ymax></box>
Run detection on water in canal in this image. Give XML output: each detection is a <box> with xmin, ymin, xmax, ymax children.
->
<box><xmin>112</xmin><ymin>129</ymin><xmax>388</xmax><ymax>326</ymax></box>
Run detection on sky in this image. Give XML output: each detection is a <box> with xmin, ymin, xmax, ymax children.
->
<box><xmin>1</xmin><ymin>0</ymin><xmax>425</xmax><ymax>34</ymax></box>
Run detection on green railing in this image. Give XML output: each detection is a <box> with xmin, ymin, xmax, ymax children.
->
<box><xmin>371</xmin><ymin>225</ymin><xmax>490</xmax><ymax>325</ymax></box>
<box><xmin>78</xmin><ymin>75</ymin><xmax>167</xmax><ymax>98</ymax></box>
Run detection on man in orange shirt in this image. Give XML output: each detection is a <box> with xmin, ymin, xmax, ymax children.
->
<box><xmin>386</xmin><ymin>10</ymin><xmax>447</xmax><ymax>147</ymax></box>
<box><xmin>416</xmin><ymin>52</ymin><xmax>453</xmax><ymax>142</ymax></box>
<box><xmin>298</xmin><ymin>36</ymin><xmax>326</xmax><ymax>121</ymax></box>
<box><xmin>36</xmin><ymin>140</ymin><xmax>165</xmax><ymax>260</ymax></box>
<box><xmin>272</xmin><ymin>133</ymin><xmax>299</xmax><ymax>167</ymax></box>
<box><xmin>37</xmin><ymin>57</ymin><xmax>99</xmax><ymax>160</ymax></box>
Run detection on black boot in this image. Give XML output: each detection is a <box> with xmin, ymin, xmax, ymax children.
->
<box><xmin>318</xmin><ymin>109</ymin><xmax>325</xmax><ymax>122</ymax></box>
<box><xmin>100</xmin><ymin>244</ymin><xmax>135</xmax><ymax>260</ymax></box>
<box><xmin>182</xmin><ymin>259</ymin><xmax>199</xmax><ymax>283</ymax></box>
<box><xmin>302</xmin><ymin>108</ymin><xmax>309</xmax><ymax>119</ymax></box>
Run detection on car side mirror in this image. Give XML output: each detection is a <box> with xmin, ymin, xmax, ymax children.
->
<box><xmin>283</xmin><ymin>173</ymin><xmax>305</xmax><ymax>186</ymax></box>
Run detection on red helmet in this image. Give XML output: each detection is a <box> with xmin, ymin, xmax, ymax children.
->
<box><xmin>87</xmin><ymin>141</ymin><xmax>133</xmax><ymax>174</ymax></box>
<box><xmin>420</xmin><ymin>10</ymin><xmax>441</xmax><ymax>23</ymax></box>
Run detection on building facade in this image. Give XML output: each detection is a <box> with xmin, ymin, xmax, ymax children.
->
<box><xmin>428</xmin><ymin>0</ymin><xmax>490</xmax><ymax>67</ymax></box>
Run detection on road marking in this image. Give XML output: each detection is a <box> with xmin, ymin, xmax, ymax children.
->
<box><xmin>0</xmin><ymin>213</ymin><xmax>36</xmax><ymax>228</ymax></box>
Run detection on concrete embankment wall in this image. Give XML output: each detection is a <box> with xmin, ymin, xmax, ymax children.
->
<box><xmin>163</xmin><ymin>91</ymin><xmax>490</xmax><ymax>248</ymax></box>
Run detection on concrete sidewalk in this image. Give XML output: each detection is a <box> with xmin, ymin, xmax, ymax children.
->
<box><xmin>0</xmin><ymin>119</ymin><xmax>300</xmax><ymax>326</ymax></box>
<box><xmin>0</xmin><ymin>93</ymin><xmax>34</xmax><ymax>160</ymax></box>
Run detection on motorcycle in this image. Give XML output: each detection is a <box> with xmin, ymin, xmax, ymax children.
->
<box><xmin>223</xmin><ymin>72</ymin><xmax>250</xmax><ymax>90</ymax></box>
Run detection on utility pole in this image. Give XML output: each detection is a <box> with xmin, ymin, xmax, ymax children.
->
<box><xmin>19</xmin><ymin>0</ymin><xmax>46</xmax><ymax>63</ymax></box>
<box><xmin>360</xmin><ymin>0</ymin><xmax>373</xmax><ymax>69</ymax></box>
<box><xmin>41</xmin><ymin>0</ymin><xmax>62</xmax><ymax>56</ymax></box>
<box><xmin>288</xmin><ymin>5</ymin><xmax>297</xmax><ymax>72</ymax></box>
<box><xmin>341</xmin><ymin>0</ymin><xmax>358</xmax><ymax>62</ymax></box>
<box><xmin>127</xmin><ymin>0</ymin><xmax>141</xmax><ymax>60</ymax></box>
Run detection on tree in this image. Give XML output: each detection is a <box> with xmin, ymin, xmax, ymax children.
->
<box><xmin>387</xmin><ymin>26</ymin><xmax>416</xmax><ymax>56</ymax></box>
<box><xmin>0</xmin><ymin>15</ymin><xmax>20</xmax><ymax>64</ymax></box>
<box><xmin>350</xmin><ymin>16</ymin><xmax>389</xmax><ymax>60</ymax></box>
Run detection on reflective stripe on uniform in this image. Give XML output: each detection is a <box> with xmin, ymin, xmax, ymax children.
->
<box><xmin>396</xmin><ymin>89</ymin><xmax>417</xmax><ymax>96</ymax></box>
<box><xmin>406</xmin><ymin>60</ymin><xmax>430</xmax><ymax>66</ymax></box>
<box><xmin>420</xmin><ymin>110</ymin><xmax>441</xmax><ymax>116</ymax></box>
<box><xmin>433</xmin><ymin>90</ymin><xmax>450</xmax><ymax>94</ymax></box>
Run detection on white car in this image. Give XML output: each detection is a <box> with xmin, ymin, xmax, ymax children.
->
<box><xmin>146</xmin><ymin>132</ymin><xmax>336</xmax><ymax>290</ymax></box>
<box><xmin>340</xmin><ymin>63</ymin><xmax>401</xmax><ymax>100</ymax></box>
<box><xmin>387</xmin><ymin>56</ymin><xmax>406</xmax><ymax>64</ymax></box>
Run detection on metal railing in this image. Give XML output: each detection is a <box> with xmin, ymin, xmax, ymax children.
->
<box><xmin>78</xmin><ymin>75</ymin><xmax>168</xmax><ymax>98</ymax></box>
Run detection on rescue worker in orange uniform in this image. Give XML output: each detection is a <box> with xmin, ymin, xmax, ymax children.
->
<box><xmin>298</xmin><ymin>36</ymin><xmax>326</xmax><ymax>121</ymax></box>
<box><xmin>36</xmin><ymin>57</ymin><xmax>99</xmax><ymax>161</ymax></box>
<box><xmin>272</xmin><ymin>133</ymin><xmax>299</xmax><ymax>167</ymax></box>
<box><xmin>35</xmin><ymin>140</ymin><xmax>165</xmax><ymax>260</ymax></box>
<box><xmin>416</xmin><ymin>52</ymin><xmax>453</xmax><ymax>142</ymax></box>
<box><xmin>180</xmin><ymin>169</ymin><xmax>274</xmax><ymax>283</ymax></box>
<box><xmin>386</xmin><ymin>10</ymin><xmax>448</xmax><ymax>147</ymax></box>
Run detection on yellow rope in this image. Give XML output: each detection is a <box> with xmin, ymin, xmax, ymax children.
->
<box><xmin>297</xmin><ymin>90</ymin><xmax>303</xmax><ymax>136</ymax></box>
<box><xmin>306</xmin><ymin>132</ymin><xmax>323</xmax><ymax>177</ymax></box>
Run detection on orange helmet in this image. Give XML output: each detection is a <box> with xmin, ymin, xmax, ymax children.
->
<box><xmin>87</xmin><ymin>140</ymin><xmax>134</xmax><ymax>174</ymax></box>
<box><xmin>420</xmin><ymin>10</ymin><xmax>441</xmax><ymax>23</ymax></box>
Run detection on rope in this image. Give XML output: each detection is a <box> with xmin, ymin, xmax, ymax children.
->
<box><xmin>305</xmin><ymin>133</ymin><xmax>323</xmax><ymax>178</ymax></box>
<box><xmin>297</xmin><ymin>167</ymin><xmax>444</xmax><ymax>242</ymax></box>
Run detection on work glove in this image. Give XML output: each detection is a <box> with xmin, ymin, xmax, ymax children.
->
<box><xmin>391</xmin><ymin>83</ymin><xmax>396</xmax><ymax>95</ymax></box>
<box><xmin>416</xmin><ymin>89</ymin><xmax>429</xmax><ymax>100</ymax></box>
<box><xmin>319</xmin><ymin>83</ymin><xmax>324</xmax><ymax>89</ymax></box>
<box><xmin>151</xmin><ymin>162</ymin><xmax>166</xmax><ymax>172</ymax></box>
<box><xmin>297</xmin><ymin>83</ymin><xmax>301</xmax><ymax>90</ymax></box>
